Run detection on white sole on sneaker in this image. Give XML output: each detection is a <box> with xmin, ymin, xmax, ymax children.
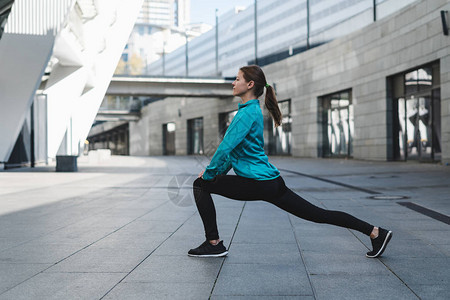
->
<box><xmin>188</xmin><ymin>251</ymin><xmax>228</xmax><ymax>258</ymax></box>
<box><xmin>366</xmin><ymin>231</ymin><xmax>392</xmax><ymax>258</ymax></box>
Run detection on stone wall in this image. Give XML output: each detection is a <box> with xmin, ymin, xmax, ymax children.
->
<box><xmin>129</xmin><ymin>96</ymin><xmax>241</xmax><ymax>156</ymax></box>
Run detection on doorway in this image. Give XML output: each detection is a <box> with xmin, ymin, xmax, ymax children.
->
<box><xmin>163</xmin><ymin>122</ymin><xmax>176</xmax><ymax>155</ymax></box>
<box><xmin>318</xmin><ymin>90</ymin><xmax>353</xmax><ymax>158</ymax></box>
<box><xmin>187</xmin><ymin>117</ymin><xmax>203</xmax><ymax>155</ymax></box>
<box><xmin>390</xmin><ymin>62</ymin><xmax>441</xmax><ymax>161</ymax></box>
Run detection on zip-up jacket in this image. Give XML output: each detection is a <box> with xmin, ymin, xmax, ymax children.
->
<box><xmin>203</xmin><ymin>99</ymin><xmax>280</xmax><ymax>181</ymax></box>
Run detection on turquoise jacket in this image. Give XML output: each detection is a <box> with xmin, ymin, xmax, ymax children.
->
<box><xmin>203</xmin><ymin>99</ymin><xmax>280</xmax><ymax>181</ymax></box>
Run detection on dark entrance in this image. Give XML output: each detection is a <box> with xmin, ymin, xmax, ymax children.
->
<box><xmin>267</xmin><ymin>99</ymin><xmax>292</xmax><ymax>155</ymax></box>
<box><xmin>162</xmin><ymin>122</ymin><xmax>176</xmax><ymax>155</ymax></box>
<box><xmin>187</xmin><ymin>117</ymin><xmax>204</xmax><ymax>155</ymax></box>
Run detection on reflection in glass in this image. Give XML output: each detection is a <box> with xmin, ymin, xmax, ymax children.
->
<box><xmin>405</xmin><ymin>68</ymin><xmax>432</xmax><ymax>94</ymax></box>
<box><xmin>392</xmin><ymin>62</ymin><xmax>440</xmax><ymax>161</ymax></box>
<box><xmin>187</xmin><ymin>118</ymin><xmax>203</xmax><ymax>155</ymax></box>
<box><xmin>320</xmin><ymin>91</ymin><xmax>353</xmax><ymax>157</ymax></box>
<box><xmin>268</xmin><ymin>100</ymin><xmax>291</xmax><ymax>155</ymax></box>
<box><xmin>218</xmin><ymin>110</ymin><xmax>237</xmax><ymax>139</ymax></box>
<box><xmin>397</xmin><ymin>96</ymin><xmax>433</xmax><ymax>160</ymax></box>
<box><xmin>406</xmin><ymin>96</ymin><xmax>431</xmax><ymax>159</ymax></box>
<box><xmin>432</xmin><ymin>88</ymin><xmax>441</xmax><ymax>160</ymax></box>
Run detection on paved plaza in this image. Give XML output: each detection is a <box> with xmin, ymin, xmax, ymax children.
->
<box><xmin>0</xmin><ymin>155</ymin><xmax>449</xmax><ymax>299</ymax></box>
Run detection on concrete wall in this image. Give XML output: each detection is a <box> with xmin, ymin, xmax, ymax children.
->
<box><xmin>129</xmin><ymin>96</ymin><xmax>241</xmax><ymax>156</ymax></box>
<box><xmin>133</xmin><ymin>0</ymin><xmax>450</xmax><ymax>164</ymax></box>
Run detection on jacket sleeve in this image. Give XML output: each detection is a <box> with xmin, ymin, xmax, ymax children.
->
<box><xmin>202</xmin><ymin>109</ymin><xmax>254</xmax><ymax>180</ymax></box>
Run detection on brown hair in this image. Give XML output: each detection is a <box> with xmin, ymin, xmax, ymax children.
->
<box><xmin>239</xmin><ymin>65</ymin><xmax>282</xmax><ymax>127</ymax></box>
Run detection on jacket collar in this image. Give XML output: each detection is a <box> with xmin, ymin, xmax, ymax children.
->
<box><xmin>238</xmin><ymin>99</ymin><xmax>259</xmax><ymax>109</ymax></box>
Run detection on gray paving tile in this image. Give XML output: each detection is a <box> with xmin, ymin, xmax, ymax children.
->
<box><xmin>310</xmin><ymin>274</ymin><xmax>417</xmax><ymax>300</ymax></box>
<box><xmin>293</xmin><ymin>234</ymin><xmax>368</xmax><ymax>254</ymax></box>
<box><xmin>88</xmin><ymin>231</ymin><xmax>170</xmax><ymax>250</ymax></box>
<box><xmin>408</xmin><ymin>283</ymin><xmax>450</xmax><ymax>300</ymax></box>
<box><xmin>0</xmin><ymin>243</ymin><xmax>82</xmax><ymax>264</ymax></box>
<box><xmin>45</xmin><ymin>245</ymin><xmax>153</xmax><ymax>273</ymax></box>
<box><xmin>104</xmin><ymin>282</ymin><xmax>213</xmax><ymax>300</ymax></box>
<box><xmin>301</xmin><ymin>251</ymin><xmax>389</xmax><ymax>275</ymax></box>
<box><xmin>212</xmin><ymin>263</ymin><xmax>313</xmax><ymax>296</ymax></box>
<box><xmin>225</xmin><ymin>243</ymin><xmax>303</xmax><ymax>265</ymax></box>
<box><xmin>411</xmin><ymin>230</ymin><xmax>450</xmax><ymax>245</ymax></box>
<box><xmin>1</xmin><ymin>156</ymin><xmax>449</xmax><ymax>299</ymax></box>
<box><xmin>232</xmin><ymin>227</ymin><xmax>297</xmax><ymax>245</ymax></box>
<box><xmin>0</xmin><ymin>272</ymin><xmax>125</xmax><ymax>300</ymax></box>
<box><xmin>124</xmin><ymin>219</ymin><xmax>185</xmax><ymax>233</ymax></box>
<box><xmin>125</xmin><ymin>255</ymin><xmax>223</xmax><ymax>283</ymax></box>
<box><xmin>211</xmin><ymin>296</ymin><xmax>314</xmax><ymax>300</ymax></box>
<box><xmin>380</xmin><ymin>257</ymin><xmax>450</xmax><ymax>285</ymax></box>
<box><xmin>0</xmin><ymin>263</ymin><xmax>51</xmax><ymax>294</ymax></box>
<box><xmin>383</xmin><ymin>237</ymin><xmax>447</xmax><ymax>258</ymax></box>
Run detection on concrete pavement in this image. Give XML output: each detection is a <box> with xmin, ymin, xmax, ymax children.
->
<box><xmin>0</xmin><ymin>155</ymin><xmax>449</xmax><ymax>299</ymax></box>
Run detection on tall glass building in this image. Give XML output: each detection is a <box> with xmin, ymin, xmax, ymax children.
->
<box><xmin>148</xmin><ymin>0</ymin><xmax>417</xmax><ymax>77</ymax></box>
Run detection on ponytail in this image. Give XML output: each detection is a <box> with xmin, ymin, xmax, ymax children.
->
<box><xmin>264</xmin><ymin>84</ymin><xmax>282</xmax><ymax>127</ymax></box>
<box><xmin>239</xmin><ymin>65</ymin><xmax>283</xmax><ymax>127</ymax></box>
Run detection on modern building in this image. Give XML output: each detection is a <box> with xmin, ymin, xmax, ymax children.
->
<box><xmin>128</xmin><ymin>0</ymin><xmax>450</xmax><ymax>164</ymax></box>
<box><xmin>116</xmin><ymin>0</ymin><xmax>207</xmax><ymax>76</ymax></box>
<box><xmin>147</xmin><ymin>0</ymin><xmax>420</xmax><ymax>78</ymax></box>
<box><xmin>0</xmin><ymin>0</ymin><xmax>143</xmax><ymax>169</ymax></box>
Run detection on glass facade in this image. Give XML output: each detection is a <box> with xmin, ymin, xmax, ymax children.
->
<box><xmin>148</xmin><ymin>0</ymin><xmax>415</xmax><ymax>77</ymax></box>
<box><xmin>390</xmin><ymin>62</ymin><xmax>441</xmax><ymax>161</ymax></box>
<box><xmin>318</xmin><ymin>90</ymin><xmax>353</xmax><ymax>158</ymax></box>
<box><xmin>187</xmin><ymin>117</ymin><xmax>203</xmax><ymax>155</ymax></box>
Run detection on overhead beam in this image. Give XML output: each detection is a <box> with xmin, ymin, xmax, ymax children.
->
<box><xmin>107</xmin><ymin>76</ymin><xmax>233</xmax><ymax>98</ymax></box>
<box><xmin>95</xmin><ymin>110</ymin><xmax>140</xmax><ymax>122</ymax></box>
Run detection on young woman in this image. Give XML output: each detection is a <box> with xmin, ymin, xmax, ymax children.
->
<box><xmin>188</xmin><ymin>65</ymin><xmax>392</xmax><ymax>258</ymax></box>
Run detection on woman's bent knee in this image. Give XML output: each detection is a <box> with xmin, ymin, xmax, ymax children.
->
<box><xmin>193</xmin><ymin>177</ymin><xmax>203</xmax><ymax>188</ymax></box>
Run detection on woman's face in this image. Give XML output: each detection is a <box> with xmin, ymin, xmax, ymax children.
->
<box><xmin>232</xmin><ymin>70</ymin><xmax>251</xmax><ymax>97</ymax></box>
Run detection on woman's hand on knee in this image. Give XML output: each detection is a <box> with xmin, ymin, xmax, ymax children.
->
<box><xmin>198</xmin><ymin>170</ymin><xmax>204</xmax><ymax>178</ymax></box>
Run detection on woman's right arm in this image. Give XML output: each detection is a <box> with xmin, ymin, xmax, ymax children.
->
<box><xmin>202</xmin><ymin>109</ymin><xmax>254</xmax><ymax>180</ymax></box>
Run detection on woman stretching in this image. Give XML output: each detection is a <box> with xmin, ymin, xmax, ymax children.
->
<box><xmin>188</xmin><ymin>65</ymin><xmax>392</xmax><ymax>258</ymax></box>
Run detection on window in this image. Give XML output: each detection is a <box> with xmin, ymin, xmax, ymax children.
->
<box><xmin>218</xmin><ymin>110</ymin><xmax>237</xmax><ymax>139</ymax></box>
<box><xmin>267</xmin><ymin>99</ymin><xmax>292</xmax><ymax>155</ymax></box>
<box><xmin>388</xmin><ymin>61</ymin><xmax>441</xmax><ymax>161</ymax></box>
<box><xmin>318</xmin><ymin>90</ymin><xmax>353</xmax><ymax>158</ymax></box>
<box><xmin>187</xmin><ymin>117</ymin><xmax>203</xmax><ymax>155</ymax></box>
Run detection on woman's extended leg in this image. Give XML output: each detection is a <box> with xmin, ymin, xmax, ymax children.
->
<box><xmin>268</xmin><ymin>188</ymin><xmax>374</xmax><ymax>236</ymax></box>
<box><xmin>190</xmin><ymin>175</ymin><xmax>391</xmax><ymax>258</ymax></box>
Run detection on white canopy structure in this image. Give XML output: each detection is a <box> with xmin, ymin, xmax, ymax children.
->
<box><xmin>0</xmin><ymin>0</ymin><xmax>143</xmax><ymax>167</ymax></box>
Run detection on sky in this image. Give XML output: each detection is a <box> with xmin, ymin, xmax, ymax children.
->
<box><xmin>190</xmin><ymin>0</ymin><xmax>254</xmax><ymax>25</ymax></box>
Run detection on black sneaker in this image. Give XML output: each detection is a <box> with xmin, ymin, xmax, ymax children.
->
<box><xmin>188</xmin><ymin>240</ymin><xmax>228</xmax><ymax>257</ymax></box>
<box><xmin>366</xmin><ymin>227</ymin><xmax>392</xmax><ymax>258</ymax></box>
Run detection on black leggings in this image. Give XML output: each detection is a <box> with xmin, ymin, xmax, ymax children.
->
<box><xmin>193</xmin><ymin>175</ymin><xmax>374</xmax><ymax>240</ymax></box>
